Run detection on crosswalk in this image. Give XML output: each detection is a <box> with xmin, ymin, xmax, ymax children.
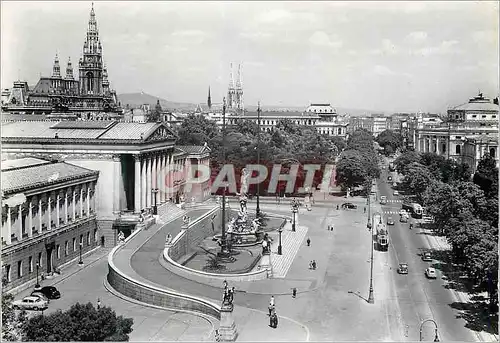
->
<box><xmin>382</xmin><ymin>210</ymin><xmax>401</xmax><ymax>215</ymax></box>
<box><xmin>383</xmin><ymin>199</ymin><xmax>402</xmax><ymax>203</ymax></box>
<box><xmin>270</xmin><ymin>224</ymin><xmax>308</xmax><ymax>278</ymax></box>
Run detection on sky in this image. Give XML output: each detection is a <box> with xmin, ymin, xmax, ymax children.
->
<box><xmin>1</xmin><ymin>1</ymin><xmax>499</xmax><ymax>113</ymax></box>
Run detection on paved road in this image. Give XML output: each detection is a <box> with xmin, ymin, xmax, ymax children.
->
<box><xmin>130</xmin><ymin>199</ymin><xmax>405</xmax><ymax>341</ymax></box>
<box><xmin>377</xmin><ymin>167</ymin><xmax>477</xmax><ymax>341</ymax></box>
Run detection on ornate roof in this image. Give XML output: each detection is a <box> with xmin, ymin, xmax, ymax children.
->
<box><xmin>176</xmin><ymin>145</ymin><xmax>211</xmax><ymax>155</ymax></box>
<box><xmin>450</xmin><ymin>93</ymin><xmax>499</xmax><ymax>113</ymax></box>
<box><xmin>2</xmin><ymin>160</ymin><xmax>98</xmax><ymax>194</ymax></box>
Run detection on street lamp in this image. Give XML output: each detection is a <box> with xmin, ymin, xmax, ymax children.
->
<box><xmin>256</xmin><ymin>102</ymin><xmax>261</xmax><ymax>217</ymax></box>
<box><xmin>218</xmin><ymin>97</ymin><xmax>230</xmax><ymax>258</ymax></box>
<box><xmin>78</xmin><ymin>242</ymin><xmax>83</xmax><ymax>265</ymax></box>
<box><xmin>152</xmin><ymin>188</ymin><xmax>159</xmax><ymax>215</ymax></box>
<box><xmin>419</xmin><ymin>319</ymin><xmax>439</xmax><ymax>342</ymax></box>
<box><xmin>367</xmin><ymin>184</ymin><xmax>375</xmax><ymax>304</ymax></box>
<box><xmin>35</xmin><ymin>262</ymin><xmax>40</xmax><ymax>289</ymax></box>
<box><xmin>278</xmin><ymin>227</ymin><xmax>283</xmax><ymax>255</ymax></box>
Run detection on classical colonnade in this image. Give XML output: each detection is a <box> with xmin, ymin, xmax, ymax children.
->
<box><xmin>2</xmin><ymin>182</ymin><xmax>96</xmax><ymax>245</ymax></box>
<box><xmin>418</xmin><ymin>135</ymin><xmax>449</xmax><ymax>155</ymax></box>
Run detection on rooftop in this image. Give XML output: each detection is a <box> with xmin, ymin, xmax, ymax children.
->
<box><xmin>177</xmin><ymin>145</ymin><xmax>211</xmax><ymax>155</ymax></box>
<box><xmin>1</xmin><ymin>159</ymin><xmax>98</xmax><ymax>194</ymax></box>
<box><xmin>1</xmin><ymin>157</ymin><xmax>50</xmax><ymax>171</ymax></box>
<box><xmin>450</xmin><ymin>93</ymin><xmax>499</xmax><ymax>113</ymax></box>
<box><xmin>465</xmin><ymin>133</ymin><xmax>498</xmax><ymax>143</ymax></box>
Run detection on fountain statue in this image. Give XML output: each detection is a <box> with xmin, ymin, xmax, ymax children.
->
<box><xmin>238</xmin><ymin>168</ymin><xmax>250</xmax><ymax>213</ymax></box>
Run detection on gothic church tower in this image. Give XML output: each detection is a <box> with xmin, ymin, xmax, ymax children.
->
<box><xmin>79</xmin><ymin>3</ymin><xmax>104</xmax><ymax>95</ymax></box>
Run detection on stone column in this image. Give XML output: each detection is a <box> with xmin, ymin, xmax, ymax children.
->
<box><xmin>56</xmin><ymin>195</ymin><xmax>60</xmax><ymax>228</ymax></box>
<box><xmin>152</xmin><ymin>154</ymin><xmax>157</xmax><ymax>208</ymax></box>
<box><xmin>47</xmin><ymin>196</ymin><xmax>52</xmax><ymax>230</ymax></box>
<box><xmin>91</xmin><ymin>183</ymin><xmax>96</xmax><ymax>213</ymax></box>
<box><xmin>80</xmin><ymin>188</ymin><xmax>84</xmax><ymax>218</ymax></box>
<box><xmin>427</xmin><ymin>137</ymin><xmax>431</xmax><ymax>153</ymax></box>
<box><xmin>5</xmin><ymin>206</ymin><xmax>12</xmax><ymax>244</ymax></box>
<box><xmin>134</xmin><ymin>155</ymin><xmax>141</xmax><ymax>213</ymax></box>
<box><xmin>28</xmin><ymin>201</ymin><xmax>33</xmax><ymax>238</ymax></box>
<box><xmin>113</xmin><ymin>154</ymin><xmax>121</xmax><ymax>212</ymax></box>
<box><xmin>38</xmin><ymin>199</ymin><xmax>43</xmax><ymax>232</ymax></box>
<box><xmin>72</xmin><ymin>190</ymin><xmax>76</xmax><ymax>221</ymax></box>
<box><xmin>146</xmin><ymin>156</ymin><xmax>152</xmax><ymax>208</ymax></box>
<box><xmin>17</xmin><ymin>204</ymin><xmax>23</xmax><ymax>241</ymax></box>
<box><xmin>64</xmin><ymin>192</ymin><xmax>69</xmax><ymax>224</ymax></box>
<box><xmin>160</xmin><ymin>154</ymin><xmax>166</xmax><ymax>203</ymax></box>
<box><xmin>86</xmin><ymin>184</ymin><xmax>90</xmax><ymax>217</ymax></box>
<box><xmin>141</xmin><ymin>157</ymin><xmax>147</xmax><ymax>210</ymax></box>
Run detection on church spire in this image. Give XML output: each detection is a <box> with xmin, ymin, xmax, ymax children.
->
<box><xmin>65</xmin><ymin>57</ymin><xmax>74</xmax><ymax>79</ymax></box>
<box><xmin>52</xmin><ymin>53</ymin><xmax>61</xmax><ymax>78</ymax></box>
<box><xmin>207</xmin><ymin>86</ymin><xmax>212</xmax><ymax>109</ymax></box>
<box><xmin>236</xmin><ymin>64</ymin><xmax>242</xmax><ymax>89</ymax></box>
<box><xmin>84</xmin><ymin>2</ymin><xmax>101</xmax><ymax>54</ymax></box>
<box><xmin>229</xmin><ymin>63</ymin><xmax>235</xmax><ymax>89</ymax></box>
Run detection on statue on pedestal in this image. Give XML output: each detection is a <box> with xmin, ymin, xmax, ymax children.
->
<box><xmin>117</xmin><ymin>231</ymin><xmax>125</xmax><ymax>244</ymax></box>
<box><xmin>165</xmin><ymin>233</ymin><xmax>172</xmax><ymax>245</ymax></box>
<box><xmin>238</xmin><ymin>168</ymin><xmax>249</xmax><ymax>213</ymax></box>
<box><xmin>261</xmin><ymin>239</ymin><xmax>269</xmax><ymax>255</ymax></box>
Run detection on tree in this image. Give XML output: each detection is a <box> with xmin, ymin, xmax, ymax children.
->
<box><xmin>2</xmin><ymin>293</ymin><xmax>28</xmax><ymax>341</ymax></box>
<box><xmin>394</xmin><ymin>151</ymin><xmax>421</xmax><ymax>175</ymax></box>
<box><xmin>376</xmin><ymin>129</ymin><xmax>403</xmax><ymax>155</ymax></box>
<box><xmin>176</xmin><ymin>114</ymin><xmax>220</xmax><ymax>147</ymax></box>
<box><xmin>23</xmin><ymin>302</ymin><xmax>133</xmax><ymax>341</ymax></box>
<box><xmin>402</xmin><ymin>162</ymin><xmax>433</xmax><ymax>201</ymax></box>
<box><xmin>335</xmin><ymin>149</ymin><xmax>367</xmax><ymax>190</ymax></box>
<box><xmin>473</xmin><ymin>153</ymin><xmax>499</xmax><ymax>199</ymax></box>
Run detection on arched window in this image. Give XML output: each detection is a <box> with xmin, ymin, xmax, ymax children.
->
<box><xmin>86</xmin><ymin>72</ymin><xmax>94</xmax><ymax>93</ymax></box>
<box><xmin>490</xmin><ymin>147</ymin><xmax>496</xmax><ymax>158</ymax></box>
<box><xmin>338</xmin><ymin>128</ymin><xmax>342</xmax><ymax>135</ymax></box>
<box><xmin>455</xmin><ymin>145</ymin><xmax>461</xmax><ymax>155</ymax></box>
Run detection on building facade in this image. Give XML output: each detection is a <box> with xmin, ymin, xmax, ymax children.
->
<box><xmin>1</xmin><ymin>4</ymin><xmax>120</xmax><ymax>117</ymax></box>
<box><xmin>1</xmin><ymin>158</ymin><xmax>99</xmax><ymax>293</ymax></box>
<box><xmin>1</xmin><ymin>120</ymin><xmax>211</xmax><ymax>247</ymax></box>
<box><xmin>413</xmin><ymin>93</ymin><xmax>499</xmax><ymax>167</ymax></box>
<box><xmin>462</xmin><ymin>134</ymin><xmax>498</xmax><ymax>173</ymax></box>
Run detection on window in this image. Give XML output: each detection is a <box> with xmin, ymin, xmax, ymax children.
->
<box><xmin>29</xmin><ymin>256</ymin><xmax>33</xmax><ymax>273</ymax></box>
<box><xmin>57</xmin><ymin>245</ymin><xmax>61</xmax><ymax>259</ymax></box>
<box><xmin>73</xmin><ymin>238</ymin><xmax>76</xmax><ymax>251</ymax></box>
<box><xmin>482</xmin><ymin>115</ymin><xmax>487</xmax><ymax>118</ymax></box>
<box><xmin>490</xmin><ymin>148</ymin><xmax>496</xmax><ymax>158</ymax></box>
<box><xmin>87</xmin><ymin>232</ymin><xmax>91</xmax><ymax>245</ymax></box>
<box><xmin>472</xmin><ymin>115</ymin><xmax>477</xmax><ymax>118</ymax></box>
<box><xmin>94</xmin><ymin>229</ymin><xmax>98</xmax><ymax>243</ymax></box>
<box><xmin>338</xmin><ymin>128</ymin><xmax>342</xmax><ymax>135</ymax></box>
<box><xmin>38</xmin><ymin>252</ymin><xmax>43</xmax><ymax>267</ymax></box>
<box><xmin>456</xmin><ymin>145</ymin><xmax>461</xmax><ymax>154</ymax></box>
<box><xmin>17</xmin><ymin>261</ymin><xmax>22</xmax><ymax>279</ymax></box>
<box><xmin>493</xmin><ymin>115</ymin><xmax>497</xmax><ymax>119</ymax></box>
<box><xmin>65</xmin><ymin>241</ymin><xmax>69</xmax><ymax>256</ymax></box>
<box><xmin>5</xmin><ymin>265</ymin><xmax>11</xmax><ymax>283</ymax></box>
<box><xmin>80</xmin><ymin>234</ymin><xmax>83</xmax><ymax>246</ymax></box>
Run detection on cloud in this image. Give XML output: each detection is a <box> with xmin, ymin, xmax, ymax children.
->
<box><xmin>373</xmin><ymin>65</ymin><xmax>412</xmax><ymax>78</ymax></box>
<box><xmin>170</xmin><ymin>30</ymin><xmax>207</xmax><ymax>45</ymax></box>
<box><xmin>309</xmin><ymin>31</ymin><xmax>343</xmax><ymax>48</ymax></box>
<box><xmin>412</xmin><ymin>40</ymin><xmax>461</xmax><ymax>56</ymax></box>
<box><xmin>472</xmin><ymin>30</ymin><xmax>497</xmax><ymax>45</ymax></box>
<box><xmin>370</xmin><ymin>38</ymin><xmax>398</xmax><ymax>55</ymax></box>
<box><xmin>406</xmin><ymin>31</ymin><xmax>428</xmax><ymax>44</ymax></box>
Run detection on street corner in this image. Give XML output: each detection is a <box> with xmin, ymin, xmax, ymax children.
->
<box><xmin>234</xmin><ymin>306</ymin><xmax>309</xmax><ymax>342</ymax></box>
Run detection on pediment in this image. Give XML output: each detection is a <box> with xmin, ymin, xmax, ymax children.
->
<box><xmin>144</xmin><ymin>124</ymin><xmax>177</xmax><ymax>142</ymax></box>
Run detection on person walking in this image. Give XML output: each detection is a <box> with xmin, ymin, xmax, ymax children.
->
<box><xmin>306</xmin><ymin>238</ymin><xmax>311</xmax><ymax>247</ymax></box>
<box><xmin>292</xmin><ymin>288</ymin><xmax>297</xmax><ymax>298</ymax></box>
<box><xmin>97</xmin><ymin>298</ymin><xmax>101</xmax><ymax>310</ymax></box>
<box><xmin>312</xmin><ymin>260</ymin><xmax>317</xmax><ymax>270</ymax></box>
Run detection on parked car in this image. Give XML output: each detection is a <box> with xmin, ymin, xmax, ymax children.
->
<box><xmin>425</xmin><ymin>267</ymin><xmax>437</xmax><ymax>279</ymax></box>
<box><xmin>12</xmin><ymin>296</ymin><xmax>48</xmax><ymax>311</ymax></box>
<box><xmin>398</xmin><ymin>263</ymin><xmax>408</xmax><ymax>274</ymax></box>
<box><xmin>393</xmin><ymin>190</ymin><xmax>399</xmax><ymax>196</ymax></box>
<box><xmin>30</xmin><ymin>292</ymin><xmax>50</xmax><ymax>303</ymax></box>
<box><xmin>387</xmin><ymin>216</ymin><xmax>395</xmax><ymax>225</ymax></box>
<box><xmin>34</xmin><ymin>286</ymin><xmax>61</xmax><ymax>299</ymax></box>
<box><xmin>422</xmin><ymin>252</ymin><xmax>433</xmax><ymax>262</ymax></box>
<box><xmin>341</xmin><ymin>202</ymin><xmax>357</xmax><ymax>209</ymax></box>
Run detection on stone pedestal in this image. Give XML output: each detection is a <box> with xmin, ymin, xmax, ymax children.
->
<box><xmin>219</xmin><ymin>303</ymin><xmax>238</xmax><ymax>341</ymax></box>
<box><xmin>259</xmin><ymin>252</ymin><xmax>273</xmax><ymax>278</ymax></box>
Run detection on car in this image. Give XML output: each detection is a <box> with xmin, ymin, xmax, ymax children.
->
<box><xmin>34</xmin><ymin>286</ymin><xmax>61</xmax><ymax>299</ymax></box>
<box><xmin>12</xmin><ymin>296</ymin><xmax>48</xmax><ymax>311</ymax></box>
<box><xmin>341</xmin><ymin>202</ymin><xmax>357</xmax><ymax>209</ymax></box>
<box><xmin>398</xmin><ymin>263</ymin><xmax>408</xmax><ymax>274</ymax></box>
<box><xmin>387</xmin><ymin>176</ymin><xmax>393</xmax><ymax>181</ymax></box>
<box><xmin>30</xmin><ymin>292</ymin><xmax>50</xmax><ymax>303</ymax></box>
<box><xmin>425</xmin><ymin>267</ymin><xmax>437</xmax><ymax>279</ymax></box>
<box><xmin>387</xmin><ymin>216</ymin><xmax>395</xmax><ymax>225</ymax></box>
<box><xmin>422</xmin><ymin>252</ymin><xmax>433</xmax><ymax>262</ymax></box>
<box><xmin>393</xmin><ymin>190</ymin><xmax>399</xmax><ymax>196</ymax></box>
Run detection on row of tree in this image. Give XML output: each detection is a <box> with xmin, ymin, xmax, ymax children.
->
<box><xmin>394</xmin><ymin>150</ymin><xmax>498</xmax><ymax>304</ymax></box>
<box><xmin>2</xmin><ymin>292</ymin><xmax>133</xmax><ymax>342</ymax></box>
<box><xmin>335</xmin><ymin>128</ymin><xmax>380</xmax><ymax>190</ymax></box>
<box><xmin>174</xmin><ymin>114</ymin><xmax>348</xmax><ymax>194</ymax></box>
<box><xmin>375</xmin><ymin>129</ymin><xmax>404</xmax><ymax>156</ymax></box>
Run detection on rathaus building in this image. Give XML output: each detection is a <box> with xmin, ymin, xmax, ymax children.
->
<box><xmin>1</xmin><ymin>4</ymin><xmax>120</xmax><ymax>118</ymax></box>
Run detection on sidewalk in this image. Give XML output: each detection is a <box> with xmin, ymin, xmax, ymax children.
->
<box><xmin>421</xmin><ymin>228</ymin><xmax>499</xmax><ymax>342</ymax></box>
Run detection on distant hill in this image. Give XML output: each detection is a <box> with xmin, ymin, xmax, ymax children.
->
<box><xmin>118</xmin><ymin>92</ymin><xmax>384</xmax><ymax>115</ymax></box>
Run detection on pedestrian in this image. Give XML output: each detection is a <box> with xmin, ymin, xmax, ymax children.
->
<box><xmin>336</xmin><ymin>204</ymin><xmax>339</xmax><ymax>210</ymax></box>
<box><xmin>309</xmin><ymin>261</ymin><xmax>313</xmax><ymax>269</ymax></box>
<box><xmin>306</xmin><ymin>238</ymin><xmax>311</xmax><ymax>246</ymax></box>
<box><xmin>312</xmin><ymin>260</ymin><xmax>317</xmax><ymax>270</ymax></box>
<box><xmin>269</xmin><ymin>295</ymin><xmax>275</xmax><ymax>307</ymax></box>
<box><xmin>223</xmin><ymin>279</ymin><xmax>228</xmax><ymax>290</ymax></box>
<box><xmin>364</xmin><ymin>207</ymin><xmax>366</xmax><ymax>213</ymax></box>
<box><xmin>97</xmin><ymin>298</ymin><xmax>101</xmax><ymax>309</ymax></box>
<box><xmin>292</xmin><ymin>288</ymin><xmax>297</xmax><ymax>298</ymax></box>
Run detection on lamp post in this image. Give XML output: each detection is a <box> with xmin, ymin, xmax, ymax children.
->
<box><xmin>219</xmin><ymin>98</ymin><xmax>230</xmax><ymax>258</ymax></box>
<box><xmin>367</xmin><ymin>182</ymin><xmax>374</xmax><ymax>304</ymax></box>
<box><xmin>292</xmin><ymin>202</ymin><xmax>298</xmax><ymax>232</ymax></box>
<box><xmin>152</xmin><ymin>188</ymin><xmax>159</xmax><ymax>215</ymax></box>
<box><xmin>256</xmin><ymin>102</ymin><xmax>261</xmax><ymax>217</ymax></box>
<box><xmin>35</xmin><ymin>262</ymin><xmax>40</xmax><ymax>289</ymax></box>
<box><xmin>419</xmin><ymin>319</ymin><xmax>439</xmax><ymax>342</ymax></box>
<box><xmin>78</xmin><ymin>242</ymin><xmax>83</xmax><ymax>265</ymax></box>
<box><xmin>278</xmin><ymin>227</ymin><xmax>283</xmax><ymax>255</ymax></box>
